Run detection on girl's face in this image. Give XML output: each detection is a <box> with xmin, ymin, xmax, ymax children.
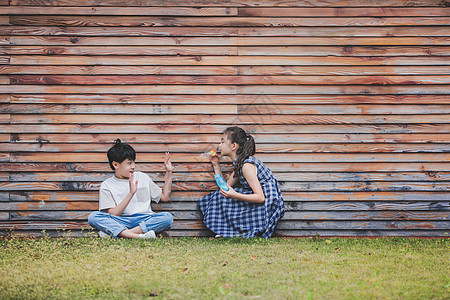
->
<box><xmin>113</xmin><ymin>158</ymin><xmax>136</xmax><ymax>179</ymax></box>
<box><xmin>219</xmin><ymin>133</ymin><xmax>237</xmax><ymax>156</ymax></box>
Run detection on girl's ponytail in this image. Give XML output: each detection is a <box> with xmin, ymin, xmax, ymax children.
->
<box><xmin>224</xmin><ymin>127</ymin><xmax>256</xmax><ymax>178</ymax></box>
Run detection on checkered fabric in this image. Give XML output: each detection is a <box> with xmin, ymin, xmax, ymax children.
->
<box><xmin>198</xmin><ymin>155</ymin><xmax>285</xmax><ymax>238</ymax></box>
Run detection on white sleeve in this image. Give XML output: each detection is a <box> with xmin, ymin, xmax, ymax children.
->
<box><xmin>149</xmin><ymin>179</ymin><xmax>162</xmax><ymax>203</ymax></box>
<box><xmin>99</xmin><ymin>185</ymin><xmax>116</xmax><ymax>211</ymax></box>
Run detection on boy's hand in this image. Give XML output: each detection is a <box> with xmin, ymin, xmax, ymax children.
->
<box><xmin>129</xmin><ymin>172</ymin><xmax>138</xmax><ymax>195</ymax></box>
<box><xmin>164</xmin><ymin>152</ymin><xmax>173</xmax><ymax>172</ymax></box>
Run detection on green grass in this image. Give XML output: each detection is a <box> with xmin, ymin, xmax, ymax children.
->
<box><xmin>0</xmin><ymin>235</ymin><xmax>449</xmax><ymax>299</ymax></box>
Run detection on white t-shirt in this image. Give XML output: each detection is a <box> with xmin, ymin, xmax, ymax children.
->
<box><xmin>99</xmin><ymin>171</ymin><xmax>162</xmax><ymax>216</ymax></box>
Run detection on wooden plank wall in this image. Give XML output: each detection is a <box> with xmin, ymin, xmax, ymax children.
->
<box><xmin>0</xmin><ymin>0</ymin><xmax>449</xmax><ymax>238</ymax></box>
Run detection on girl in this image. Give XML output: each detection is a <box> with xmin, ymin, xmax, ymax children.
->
<box><xmin>198</xmin><ymin>126</ymin><xmax>285</xmax><ymax>238</ymax></box>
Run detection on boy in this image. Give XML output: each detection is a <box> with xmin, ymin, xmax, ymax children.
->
<box><xmin>88</xmin><ymin>139</ymin><xmax>174</xmax><ymax>238</ymax></box>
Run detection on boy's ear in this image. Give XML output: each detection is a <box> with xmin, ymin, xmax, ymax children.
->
<box><xmin>112</xmin><ymin>161</ymin><xmax>119</xmax><ymax>170</ymax></box>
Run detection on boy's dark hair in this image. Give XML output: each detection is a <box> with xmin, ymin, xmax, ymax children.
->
<box><xmin>224</xmin><ymin>126</ymin><xmax>256</xmax><ymax>178</ymax></box>
<box><xmin>107</xmin><ymin>139</ymin><xmax>136</xmax><ymax>170</ymax></box>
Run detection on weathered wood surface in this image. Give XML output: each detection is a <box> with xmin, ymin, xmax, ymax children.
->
<box><xmin>1</xmin><ymin>0</ymin><xmax>449</xmax><ymax>238</ymax></box>
<box><xmin>7</xmin><ymin>0</ymin><xmax>448</xmax><ymax>7</ymax></box>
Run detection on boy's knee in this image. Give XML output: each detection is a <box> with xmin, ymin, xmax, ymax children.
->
<box><xmin>88</xmin><ymin>211</ymin><xmax>102</xmax><ymax>226</ymax></box>
<box><xmin>163</xmin><ymin>212</ymin><xmax>174</xmax><ymax>228</ymax></box>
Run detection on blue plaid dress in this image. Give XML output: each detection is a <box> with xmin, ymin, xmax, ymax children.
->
<box><xmin>198</xmin><ymin>155</ymin><xmax>285</xmax><ymax>238</ymax></box>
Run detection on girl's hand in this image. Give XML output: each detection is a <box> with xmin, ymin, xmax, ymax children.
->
<box><xmin>164</xmin><ymin>152</ymin><xmax>173</xmax><ymax>172</ymax></box>
<box><xmin>210</xmin><ymin>153</ymin><xmax>220</xmax><ymax>167</ymax></box>
<box><xmin>129</xmin><ymin>172</ymin><xmax>138</xmax><ymax>195</ymax></box>
<box><xmin>219</xmin><ymin>185</ymin><xmax>238</xmax><ymax>199</ymax></box>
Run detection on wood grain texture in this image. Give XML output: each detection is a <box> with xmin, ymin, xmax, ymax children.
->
<box><xmin>9</xmin><ymin>36</ymin><xmax>450</xmax><ymax>46</ymax></box>
<box><xmin>3</xmin><ymin>46</ymin><xmax>450</xmax><ymax>56</ymax></box>
<box><xmin>9</xmin><ymin>0</ymin><xmax>447</xmax><ymax>7</ymax></box>
<box><xmin>1</xmin><ymin>0</ymin><xmax>449</xmax><ymax>237</ymax></box>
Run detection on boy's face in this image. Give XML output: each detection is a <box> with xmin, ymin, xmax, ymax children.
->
<box><xmin>113</xmin><ymin>159</ymin><xmax>136</xmax><ymax>179</ymax></box>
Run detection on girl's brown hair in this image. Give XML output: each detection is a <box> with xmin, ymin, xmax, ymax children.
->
<box><xmin>224</xmin><ymin>126</ymin><xmax>255</xmax><ymax>178</ymax></box>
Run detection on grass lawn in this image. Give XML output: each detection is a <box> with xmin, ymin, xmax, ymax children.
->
<box><xmin>0</xmin><ymin>235</ymin><xmax>448</xmax><ymax>299</ymax></box>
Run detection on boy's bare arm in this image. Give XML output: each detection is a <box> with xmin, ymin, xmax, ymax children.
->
<box><xmin>108</xmin><ymin>173</ymin><xmax>138</xmax><ymax>216</ymax></box>
<box><xmin>160</xmin><ymin>152</ymin><xmax>172</xmax><ymax>202</ymax></box>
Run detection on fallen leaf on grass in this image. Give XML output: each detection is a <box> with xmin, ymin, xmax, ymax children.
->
<box><xmin>250</xmin><ymin>255</ymin><xmax>257</xmax><ymax>260</ymax></box>
<box><xmin>183</xmin><ymin>267</ymin><xmax>189</xmax><ymax>274</ymax></box>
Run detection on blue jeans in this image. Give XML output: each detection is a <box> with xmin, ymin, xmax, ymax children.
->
<box><xmin>88</xmin><ymin>211</ymin><xmax>173</xmax><ymax>237</ymax></box>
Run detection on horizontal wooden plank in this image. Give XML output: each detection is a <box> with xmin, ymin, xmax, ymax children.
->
<box><xmin>8</xmin><ymin>75</ymin><xmax>450</xmax><ymax>85</ymax></box>
<box><xmin>0</xmin><ymin>76</ymin><xmax>9</xmax><ymax>84</ymax></box>
<box><xmin>0</xmin><ymin>114</ymin><xmax>9</xmax><ymax>124</ymax></box>
<box><xmin>9</xmin><ymin>94</ymin><xmax>450</xmax><ymax>104</ymax></box>
<box><xmin>0</xmin><ymin>37</ymin><xmax>10</xmax><ymax>45</ymax></box>
<box><xmin>238</xmin><ymin>66</ymin><xmax>450</xmax><ymax>76</ymax></box>
<box><xmin>239</xmin><ymin>46</ymin><xmax>450</xmax><ymax>56</ymax></box>
<box><xmin>0</xmin><ymin>94</ymin><xmax>10</xmax><ymax>103</ymax></box>
<box><xmin>1</xmin><ymin>6</ymin><xmax>238</xmax><ymax>16</ymax></box>
<box><xmin>1</xmin><ymin>201</ymin><xmax>98</xmax><ymax>211</ymax></box>
<box><xmin>0</xmin><ymin>221</ymin><xmax>90</xmax><ymax>231</ymax></box>
<box><xmin>2</xmin><ymin>46</ymin><xmax>450</xmax><ymax>57</ymax></box>
<box><xmin>153</xmin><ymin>201</ymin><xmax>450</xmax><ymax>212</ymax></box>
<box><xmin>1</xmin><ymin>46</ymin><xmax>239</xmax><ymax>56</ymax></box>
<box><xmin>4</xmin><ymin>200</ymin><xmax>448</xmax><ymax>212</ymax></box>
<box><xmin>3</xmin><ymin>103</ymin><xmax>239</xmax><ymax>114</ymax></box>
<box><xmin>1</xmin><ymin>180</ymin><xmax>449</xmax><ymax>192</ymax></box>
<box><xmin>3</xmin><ymin>7</ymin><xmax>449</xmax><ymax>16</ymax></box>
<box><xmin>9</xmin><ymin>55</ymin><xmax>450</xmax><ymax>66</ymax></box>
<box><xmin>238</xmin><ymin>85</ymin><xmax>450</xmax><ymax>95</ymax></box>
<box><xmin>9</xmin><ymin>191</ymin><xmax>450</xmax><ymax>202</ymax></box>
<box><xmin>3</xmin><ymin>123</ymin><xmax>450</xmax><ymax>134</ymax></box>
<box><xmin>0</xmin><ymin>212</ymin><xmax>9</xmax><ymax>221</ymax></box>
<box><xmin>1</xmin><ymin>162</ymin><xmax>448</xmax><ymax>173</ymax></box>
<box><xmin>0</xmin><ymin>192</ymin><xmax>8</xmax><ymax>201</ymax></box>
<box><xmin>8</xmin><ymin>0</ymin><xmax>446</xmax><ymax>7</ymax></box>
<box><xmin>7</xmin><ymin>16</ymin><xmax>450</xmax><ymax>27</ymax></box>
<box><xmin>0</xmin><ymin>56</ymin><xmax>9</xmax><ymax>64</ymax></box>
<box><xmin>0</xmin><ymin>153</ymin><xmax>11</xmax><ymax>162</ymax></box>
<box><xmin>238</xmin><ymin>27</ymin><xmax>450</xmax><ymax>37</ymax></box>
<box><xmin>6</xmin><ymin>171</ymin><xmax>450</xmax><ymax>183</ymax></box>
<box><xmin>0</xmin><ymin>66</ymin><xmax>240</xmax><ymax>75</ymax></box>
<box><xmin>280</xmin><ymin>211</ymin><xmax>450</xmax><ymax>221</ymax></box>
<box><xmin>2</xmin><ymin>142</ymin><xmax>450</xmax><ymax>154</ymax></box>
<box><xmin>4</xmin><ymin>85</ymin><xmax>450</xmax><ymax>95</ymax></box>
<box><xmin>274</xmin><ymin>230</ymin><xmax>450</xmax><ymax>237</ymax></box>
<box><xmin>3</xmin><ymin>133</ymin><xmax>450</xmax><ymax>146</ymax></box>
<box><xmin>9</xmin><ymin>36</ymin><xmax>450</xmax><ymax>46</ymax></box>
<box><xmin>9</xmin><ymin>114</ymin><xmax>450</xmax><ymax>124</ymax></box>
<box><xmin>6</xmin><ymin>24</ymin><xmax>450</xmax><ymax>37</ymax></box>
<box><xmin>3</xmin><ymin>65</ymin><xmax>450</xmax><ymax>76</ymax></box>
<box><xmin>276</xmin><ymin>220</ymin><xmax>450</xmax><ymax>230</ymax></box>
<box><xmin>0</xmin><ymin>142</ymin><xmax>450</xmax><ymax>155</ymax></box>
<box><xmin>0</xmin><ymin>16</ymin><xmax>9</xmax><ymax>26</ymax></box>
<box><xmin>0</xmin><ymin>133</ymin><xmax>10</xmax><ymax>142</ymax></box>
<box><xmin>2</xmin><ymin>85</ymin><xmax>237</xmax><ymax>94</ymax></box>
<box><xmin>4</xmin><ymin>103</ymin><xmax>450</xmax><ymax>115</ymax></box>
<box><xmin>239</xmin><ymin>7</ymin><xmax>450</xmax><ymax>17</ymax></box>
<box><xmin>8</xmin><ymin>152</ymin><xmax>450</xmax><ymax>163</ymax></box>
